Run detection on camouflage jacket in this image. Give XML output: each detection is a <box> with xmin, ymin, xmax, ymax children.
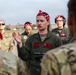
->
<box><xmin>0</xmin><ymin>32</ymin><xmax>18</xmax><ymax>56</ymax></box>
<box><xmin>41</xmin><ymin>42</ymin><xmax>76</xmax><ymax>75</ymax></box>
<box><xmin>21</xmin><ymin>31</ymin><xmax>33</xmax><ymax>46</ymax></box>
<box><xmin>0</xmin><ymin>50</ymin><xmax>29</xmax><ymax>75</ymax></box>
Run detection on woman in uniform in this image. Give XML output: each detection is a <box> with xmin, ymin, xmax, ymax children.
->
<box><xmin>13</xmin><ymin>10</ymin><xmax>61</xmax><ymax>75</ymax></box>
<box><xmin>21</xmin><ymin>21</ymin><xmax>33</xmax><ymax>46</ymax></box>
<box><xmin>0</xmin><ymin>20</ymin><xmax>18</xmax><ymax>56</ymax></box>
<box><xmin>52</xmin><ymin>15</ymin><xmax>70</xmax><ymax>45</ymax></box>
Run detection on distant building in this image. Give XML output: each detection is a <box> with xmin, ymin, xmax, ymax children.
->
<box><xmin>5</xmin><ymin>24</ymin><xmax>68</xmax><ymax>30</ymax></box>
<box><xmin>5</xmin><ymin>25</ymin><xmax>24</xmax><ymax>30</ymax></box>
<box><xmin>33</xmin><ymin>27</ymin><xmax>37</xmax><ymax>30</ymax></box>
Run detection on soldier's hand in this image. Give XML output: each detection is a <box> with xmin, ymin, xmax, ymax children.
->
<box><xmin>12</xmin><ymin>32</ymin><xmax>22</xmax><ymax>44</ymax></box>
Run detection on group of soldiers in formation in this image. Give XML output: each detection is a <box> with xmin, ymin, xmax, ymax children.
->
<box><xmin>0</xmin><ymin>0</ymin><xmax>76</xmax><ymax>75</ymax></box>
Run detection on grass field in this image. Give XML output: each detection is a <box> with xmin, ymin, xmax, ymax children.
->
<box><xmin>5</xmin><ymin>30</ymin><xmax>38</xmax><ymax>34</ymax></box>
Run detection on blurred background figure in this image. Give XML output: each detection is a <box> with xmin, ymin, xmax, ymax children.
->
<box><xmin>52</xmin><ymin>15</ymin><xmax>70</xmax><ymax>45</ymax></box>
<box><xmin>21</xmin><ymin>21</ymin><xmax>33</xmax><ymax>45</ymax></box>
<box><xmin>0</xmin><ymin>20</ymin><xmax>18</xmax><ymax>56</ymax></box>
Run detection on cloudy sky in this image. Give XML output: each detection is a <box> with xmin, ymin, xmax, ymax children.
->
<box><xmin>0</xmin><ymin>0</ymin><xmax>68</xmax><ymax>25</ymax></box>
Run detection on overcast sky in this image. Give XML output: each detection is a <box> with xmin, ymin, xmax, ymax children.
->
<box><xmin>0</xmin><ymin>0</ymin><xmax>68</xmax><ymax>25</ymax></box>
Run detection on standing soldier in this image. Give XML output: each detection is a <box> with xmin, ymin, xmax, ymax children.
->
<box><xmin>13</xmin><ymin>10</ymin><xmax>61</xmax><ymax>75</ymax></box>
<box><xmin>21</xmin><ymin>21</ymin><xmax>33</xmax><ymax>46</ymax></box>
<box><xmin>41</xmin><ymin>0</ymin><xmax>76</xmax><ymax>75</ymax></box>
<box><xmin>52</xmin><ymin>15</ymin><xmax>70</xmax><ymax>45</ymax></box>
<box><xmin>0</xmin><ymin>20</ymin><xmax>18</xmax><ymax>56</ymax></box>
<box><xmin>0</xmin><ymin>49</ymin><xmax>29</xmax><ymax>75</ymax></box>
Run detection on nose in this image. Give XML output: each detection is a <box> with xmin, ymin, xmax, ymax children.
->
<box><xmin>37</xmin><ymin>21</ymin><xmax>41</xmax><ymax>25</ymax></box>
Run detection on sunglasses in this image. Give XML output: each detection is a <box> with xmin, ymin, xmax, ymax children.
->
<box><xmin>0</xmin><ymin>23</ymin><xmax>5</xmax><ymax>26</ymax></box>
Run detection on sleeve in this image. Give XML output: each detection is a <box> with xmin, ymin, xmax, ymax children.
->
<box><xmin>18</xmin><ymin>58</ymin><xmax>30</xmax><ymax>75</ymax></box>
<box><xmin>17</xmin><ymin>35</ymin><xmax>34</xmax><ymax>68</ymax></box>
<box><xmin>17</xmin><ymin>44</ymin><xmax>31</xmax><ymax>68</ymax></box>
<box><xmin>41</xmin><ymin>53</ymin><xmax>60</xmax><ymax>75</ymax></box>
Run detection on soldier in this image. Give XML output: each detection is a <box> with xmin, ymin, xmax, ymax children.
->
<box><xmin>0</xmin><ymin>49</ymin><xmax>29</xmax><ymax>75</ymax></box>
<box><xmin>52</xmin><ymin>15</ymin><xmax>70</xmax><ymax>45</ymax></box>
<box><xmin>21</xmin><ymin>21</ymin><xmax>33</xmax><ymax>46</ymax></box>
<box><xmin>41</xmin><ymin>0</ymin><xmax>76</xmax><ymax>75</ymax></box>
<box><xmin>13</xmin><ymin>10</ymin><xmax>61</xmax><ymax>75</ymax></box>
<box><xmin>0</xmin><ymin>20</ymin><xmax>18</xmax><ymax>56</ymax></box>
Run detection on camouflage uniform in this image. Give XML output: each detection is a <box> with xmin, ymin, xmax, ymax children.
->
<box><xmin>0</xmin><ymin>49</ymin><xmax>29</xmax><ymax>75</ymax></box>
<box><xmin>18</xmin><ymin>31</ymin><xmax>61</xmax><ymax>75</ymax></box>
<box><xmin>41</xmin><ymin>41</ymin><xmax>76</xmax><ymax>75</ymax></box>
<box><xmin>21</xmin><ymin>31</ymin><xmax>33</xmax><ymax>46</ymax></box>
<box><xmin>0</xmin><ymin>32</ymin><xmax>18</xmax><ymax>56</ymax></box>
<box><xmin>52</xmin><ymin>27</ymin><xmax>70</xmax><ymax>45</ymax></box>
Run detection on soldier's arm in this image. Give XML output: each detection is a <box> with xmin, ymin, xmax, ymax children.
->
<box><xmin>17</xmin><ymin>35</ymin><xmax>32</xmax><ymax>61</ymax></box>
<box><xmin>17</xmin><ymin>35</ymin><xmax>33</xmax><ymax>68</ymax></box>
<box><xmin>17</xmin><ymin>43</ymin><xmax>31</xmax><ymax>68</ymax></box>
<box><xmin>41</xmin><ymin>53</ymin><xmax>60</xmax><ymax>75</ymax></box>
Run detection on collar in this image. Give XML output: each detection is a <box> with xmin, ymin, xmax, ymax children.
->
<box><xmin>36</xmin><ymin>31</ymin><xmax>52</xmax><ymax>39</ymax></box>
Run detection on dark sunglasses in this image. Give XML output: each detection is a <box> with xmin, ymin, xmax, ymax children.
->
<box><xmin>0</xmin><ymin>23</ymin><xmax>5</xmax><ymax>26</ymax></box>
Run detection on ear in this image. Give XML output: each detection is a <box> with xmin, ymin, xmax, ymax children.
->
<box><xmin>47</xmin><ymin>20</ymin><xmax>50</xmax><ymax>25</ymax></box>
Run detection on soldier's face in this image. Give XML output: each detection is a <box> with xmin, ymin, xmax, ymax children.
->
<box><xmin>0</xmin><ymin>20</ymin><xmax>5</xmax><ymax>30</ymax></box>
<box><xmin>56</xmin><ymin>17</ymin><xmax>64</xmax><ymax>28</ymax></box>
<box><xmin>24</xmin><ymin>25</ymin><xmax>32</xmax><ymax>35</ymax></box>
<box><xmin>36</xmin><ymin>16</ymin><xmax>50</xmax><ymax>31</ymax></box>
